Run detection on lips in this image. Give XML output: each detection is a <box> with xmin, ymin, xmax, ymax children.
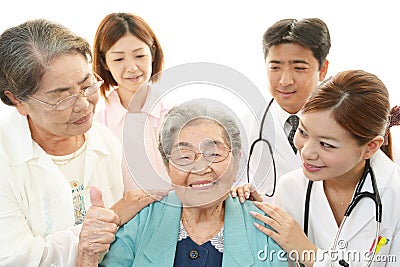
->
<box><xmin>125</xmin><ymin>74</ymin><xmax>142</xmax><ymax>81</ymax></box>
<box><xmin>73</xmin><ymin>113</ymin><xmax>92</xmax><ymax>124</ymax></box>
<box><xmin>189</xmin><ymin>180</ymin><xmax>216</xmax><ymax>190</ymax></box>
<box><xmin>303</xmin><ymin>161</ymin><xmax>325</xmax><ymax>172</ymax></box>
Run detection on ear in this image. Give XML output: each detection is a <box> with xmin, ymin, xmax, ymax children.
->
<box><xmin>4</xmin><ymin>91</ymin><xmax>29</xmax><ymax>116</ymax></box>
<box><xmin>364</xmin><ymin>136</ymin><xmax>384</xmax><ymax>159</ymax></box>
<box><xmin>318</xmin><ymin>59</ymin><xmax>329</xmax><ymax>81</ymax></box>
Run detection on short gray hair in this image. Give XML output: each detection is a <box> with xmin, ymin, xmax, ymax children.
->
<box><xmin>0</xmin><ymin>19</ymin><xmax>92</xmax><ymax>106</ymax></box>
<box><xmin>158</xmin><ymin>102</ymin><xmax>241</xmax><ymax>167</ymax></box>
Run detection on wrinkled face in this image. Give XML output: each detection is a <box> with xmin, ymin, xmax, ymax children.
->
<box><xmin>266</xmin><ymin>43</ymin><xmax>327</xmax><ymax>114</ymax></box>
<box><xmin>294</xmin><ymin>110</ymin><xmax>368</xmax><ymax>182</ymax></box>
<box><xmin>167</xmin><ymin>121</ymin><xmax>238</xmax><ymax>207</ymax></box>
<box><xmin>21</xmin><ymin>53</ymin><xmax>99</xmax><ymax>139</ymax></box>
<box><xmin>105</xmin><ymin>33</ymin><xmax>153</xmax><ymax>94</ymax></box>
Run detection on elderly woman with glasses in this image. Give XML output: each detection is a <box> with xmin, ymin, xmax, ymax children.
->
<box><xmin>76</xmin><ymin>102</ymin><xmax>288</xmax><ymax>266</ymax></box>
<box><xmin>0</xmin><ymin>19</ymin><xmax>165</xmax><ymax>267</ymax></box>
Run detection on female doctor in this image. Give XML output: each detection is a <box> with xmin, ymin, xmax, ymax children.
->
<box><xmin>249</xmin><ymin>70</ymin><xmax>400</xmax><ymax>267</ymax></box>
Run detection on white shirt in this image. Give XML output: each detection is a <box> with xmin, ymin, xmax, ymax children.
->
<box><xmin>0</xmin><ymin>111</ymin><xmax>124</xmax><ymax>267</ymax></box>
<box><xmin>274</xmin><ymin>150</ymin><xmax>400</xmax><ymax>267</ymax></box>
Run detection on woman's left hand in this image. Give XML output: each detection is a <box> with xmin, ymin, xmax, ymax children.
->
<box><xmin>111</xmin><ymin>188</ymin><xmax>171</xmax><ymax>226</ymax></box>
<box><xmin>250</xmin><ymin>202</ymin><xmax>317</xmax><ymax>267</ymax></box>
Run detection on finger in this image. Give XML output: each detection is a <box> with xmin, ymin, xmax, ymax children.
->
<box><xmin>243</xmin><ymin>184</ymin><xmax>253</xmax><ymax>199</ymax></box>
<box><xmin>90</xmin><ymin>186</ymin><xmax>105</xmax><ymax>208</ymax></box>
<box><xmin>230</xmin><ymin>187</ymin><xmax>237</xmax><ymax>198</ymax></box>
<box><xmin>249</xmin><ymin>210</ymin><xmax>281</xmax><ymax>232</ymax></box>
<box><xmin>249</xmin><ymin>189</ymin><xmax>263</xmax><ymax>202</ymax></box>
<box><xmin>235</xmin><ymin>186</ymin><xmax>246</xmax><ymax>203</ymax></box>
<box><xmin>253</xmin><ymin>221</ymin><xmax>280</xmax><ymax>243</ymax></box>
<box><xmin>253</xmin><ymin>202</ymin><xmax>286</xmax><ymax>222</ymax></box>
<box><xmin>146</xmin><ymin>187</ymin><xmax>172</xmax><ymax>198</ymax></box>
<box><xmin>85</xmin><ymin>206</ymin><xmax>120</xmax><ymax>224</ymax></box>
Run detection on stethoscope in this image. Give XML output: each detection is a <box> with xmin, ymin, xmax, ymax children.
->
<box><xmin>246</xmin><ymin>98</ymin><xmax>277</xmax><ymax>197</ymax></box>
<box><xmin>303</xmin><ymin>158</ymin><xmax>382</xmax><ymax>267</ymax></box>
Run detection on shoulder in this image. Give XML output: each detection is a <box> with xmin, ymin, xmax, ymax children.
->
<box><xmin>278</xmin><ymin>168</ymin><xmax>306</xmax><ymax>190</ymax></box>
<box><xmin>86</xmin><ymin>122</ymin><xmax>122</xmax><ymax>155</ymax></box>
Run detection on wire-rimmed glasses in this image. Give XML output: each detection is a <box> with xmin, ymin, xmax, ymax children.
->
<box><xmin>28</xmin><ymin>76</ymin><xmax>104</xmax><ymax>111</ymax></box>
<box><xmin>168</xmin><ymin>145</ymin><xmax>231</xmax><ymax>167</ymax></box>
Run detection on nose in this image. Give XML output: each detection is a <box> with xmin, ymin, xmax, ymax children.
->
<box><xmin>126</xmin><ymin>57</ymin><xmax>139</xmax><ymax>72</ymax></box>
<box><xmin>189</xmin><ymin>156</ymin><xmax>213</xmax><ymax>174</ymax></box>
<box><xmin>296</xmin><ymin>135</ymin><xmax>318</xmax><ymax>160</ymax></box>
<box><xmin>72</xmin><ymin>93</ymin><xmax>91</xmax><ymax>112</ymax></box>
<box><xmin>279</xmin><ymin>69</ymin><xmax>294</xmax><ymax>86</ymax></box>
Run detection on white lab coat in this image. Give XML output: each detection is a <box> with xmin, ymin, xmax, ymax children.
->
<box><xmin>248</xmin><ymin>99</ymin><xmax>301</xmax><ymax>202</ymax></box>
<box><xmin>275</xmin><ymin>150</ymin><xmax>400</xmax><ymax>267</ymax></box>
<box><xmin>0</xmin><ymin>111</ymin><xmax>124</xmax><ymax>267</ymax></box>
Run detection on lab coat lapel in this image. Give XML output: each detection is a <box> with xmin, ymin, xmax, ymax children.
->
<box><xmin>310</xmin><ymin>181</ymin><xmax>338</xmax><ymax>246</ymax></box>
<box><xmin>270</xmin><ymin>104</ymin><xmax>301</xmax><ymax>172</ymax></box>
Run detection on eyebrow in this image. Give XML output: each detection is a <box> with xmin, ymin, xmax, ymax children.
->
<box><xmin>45</xmin><ymin>73</ymin><xmax>92</xmax><ymax>95</ymax></box>
<box><xmin>268</xmin><ymin>59</ymin><xmax>310</xmax><ymax>65</ymax></box>
<box><xmin>108</xmin><ymin>47</ymin><xmax>146</xmax><ymax>54</ymax></box>
<box><xmin>171</xmin><ymin>140</ymin><xmax>227</xmax><ymax>150</ymax></box>
<box><xmin>299</xmin><ymin>121</ymin><xmax>340</xmax><ymax>142</ymax></box>
<box><xmin>171</xmin><ymin>142</ymin><xmax>193</xmax><ymax>150</ymax></box>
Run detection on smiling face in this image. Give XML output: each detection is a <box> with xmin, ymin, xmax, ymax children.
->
<box><xmin>18</xmin><ymin>53</ymin><xmax>98</xmax><ymax>139</ymax></box>
<box><xmin>266</xmin><ymin>43</ymin><xmax>328</xmax><ymax>114</ymax></box>
<box><xmin>167</xmin><ymin>120</ymin><xmax>238</xmax><ymax>208</ymax></box>
<box><xmin>294</xmin><ymin>110</ymin><xmax>370</xmax><ymax>183</ymax></box>
<box><xmin>105</xmin><ymin>33</ymin><xmax>152</xmax><ymax>94</ymax></box>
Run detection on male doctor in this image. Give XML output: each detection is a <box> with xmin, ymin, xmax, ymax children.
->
<box><xmin>241</xmin><ymin>18</ymin><xmax>331</xmax><ymax>202</ymax></box>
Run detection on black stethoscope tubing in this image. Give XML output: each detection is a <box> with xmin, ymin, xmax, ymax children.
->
<box><xmin>303</xmin><ymin>158</ymin><xmax>382</xmax><ymax>267</ymax></box>
<box><xmin>246</xmin><ymin>98</ymin><xmax>277</xmax><ymax>197</ymax></box>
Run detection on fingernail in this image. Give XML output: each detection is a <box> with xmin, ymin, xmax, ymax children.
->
<box><xmin>249</xmin><ymin>211</ymin><xmax>257</xmax><ymax>217</ymax></box>
<box><xmin>231</xmin><ymin>191</ymin><xmax>237</xmax><ymax>197</ymax></box>
<box><xmin>245</xmin><ymin>192</ymin><xmax>250</xmax><ymax>199</ymax></box>
<box><xmin>240</xmin><ymin>196</ymin><xmax>245</xmax><ymax>203</ymax></box>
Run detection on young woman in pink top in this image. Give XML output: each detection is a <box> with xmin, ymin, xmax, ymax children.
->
<box><xmin>93</xmin><ymin>13</ymin><xmax>171</xmax><ymax>192</ymax></box>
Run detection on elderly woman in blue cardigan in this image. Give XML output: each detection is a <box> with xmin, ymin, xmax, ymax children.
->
<box><xmin>81</xmin><ymin>102</ymin><xmax>288</xmax><ymax>267</ymax></box>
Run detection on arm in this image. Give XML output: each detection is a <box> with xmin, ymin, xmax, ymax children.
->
<box><xmin>76</xmin><ymin>187</ymin><xmax>168</xmax><ymax>266</ymax></box>
<box><xmin>0</xmin><ymin>165</ymin><xmax>80</xmax><ymax>267</ymax></box>
<box><xmin>251</xmin><ymin>202</ymin><xmax>317</xmax><ymax>267</ymax></box>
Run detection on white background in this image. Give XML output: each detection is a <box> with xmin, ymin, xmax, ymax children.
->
<box><xmin>1</xmin><ymin>0</ymin><xmax>399</xmax><ymax>118</ymax></box>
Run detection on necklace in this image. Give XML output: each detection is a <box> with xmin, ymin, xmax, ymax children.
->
<box><xmin>181</xmin><ymin>205</ymin><xmax>225</xmax><ymax>245</ymax></box>
<box><xmin>52</xmin><ymin>136</ymin><xmax>83</xmax><ymax>166</ymax></box>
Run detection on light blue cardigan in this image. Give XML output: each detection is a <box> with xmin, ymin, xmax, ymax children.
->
<box><xmin>100</xmin><ymin>193</ymin><xmax>288</xmax><ymax>267</ymax></box>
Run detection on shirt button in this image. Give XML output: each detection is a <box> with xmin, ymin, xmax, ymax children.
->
<box><xmin>189</xmin><ymin>250</ymin><xmax>199</xmax><ymax>259</ymax></box>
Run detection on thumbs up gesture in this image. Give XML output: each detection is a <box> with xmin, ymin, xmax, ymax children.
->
<box><xmin>76</xmin><ymin>187</ymin><xmax>120</xmax><ymax>266</ymax></box>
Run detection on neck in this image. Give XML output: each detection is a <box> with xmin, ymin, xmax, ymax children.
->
<box><xmin>182</xmin><ymin>202</ymin><xmax>224</xmax><ymax>223</ymax></box>
<box><xmin>324</xmin><ymin>159</ymin><xmax>366</xmax><ymax>190</ymax></box>
<box><xmin>30</xmin><ymin>127</ymin><xmax>83</xmax><ymax>156</ymax></box>
<box><xmin>181</xmin><ymin>201</ymin><xmax>225</xmax><ymax>245</ymax></box>
<box><xmin>117</xmin><ymin>84</ymin><xmax>149</xmax><ymax>111</ymax></box>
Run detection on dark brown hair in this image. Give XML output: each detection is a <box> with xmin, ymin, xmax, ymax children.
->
<box><xmin>302</xmin><ymin>70</ymin><xmax>393</xmax><ymax>159</ymax></box>
<box><xmin>93</xmin><ymin>13</ymin><xmax>164</xmax><ymax>99</ymax></box>
<box><xmin>262</xmin><ymin>18</ymin><xmax>331</xmax><ymax>70</ymax></box>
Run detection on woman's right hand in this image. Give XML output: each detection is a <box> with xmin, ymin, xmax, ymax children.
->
<box><xmin>230</xmin><ymin>183</ymin><xmax>263</xmax><ymax>203</ymax></box>
<box><xmin>77</xmin><ymin>187</ymin><xmax>120</xmax><ymax>267</ymax></box>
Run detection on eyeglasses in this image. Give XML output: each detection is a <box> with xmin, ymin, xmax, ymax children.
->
<box><xmin>168</xmin><ymin>146</ymin><xmax>231</xmax><ymax>166</ymax></box>
<box><xmin>28</xmin><ymin>78</ymin><xmax>104</xmax><ymax>111</ymax></box>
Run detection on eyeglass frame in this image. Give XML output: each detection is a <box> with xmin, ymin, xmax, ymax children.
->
<box><xmin>167</xmin><ymin>146</ymin><xmax>232</xmax><ymax>167</ymax></box>
<box><xmin>27</xmin><ymin>74</ymin><xmax>104</xmax><ymax>111</ymax></box>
